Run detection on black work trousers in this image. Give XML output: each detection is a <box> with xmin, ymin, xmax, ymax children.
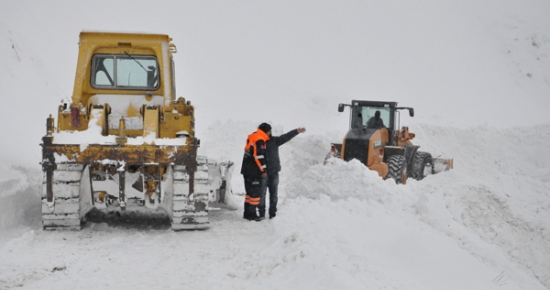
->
<box><xmin>243</xmin><ymin>177</ymin><xmax>261</xmax><ymax>219</ymax></box>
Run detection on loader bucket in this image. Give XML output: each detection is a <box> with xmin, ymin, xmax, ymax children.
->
<box><xmin>433</xmin><ymin>157</ymin><xmax>453</xmax><ymax>174</ymax></box>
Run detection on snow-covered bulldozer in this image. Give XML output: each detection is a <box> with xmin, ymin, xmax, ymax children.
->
<box><xmin>40</xmin><ymin>32</ymin><xmax>234</xmax><ymax>231</ymax></box>
<box><xmin>326</xmin><ymin>100</ymin><xmax>453</xmax><ymax>183</ymax></box>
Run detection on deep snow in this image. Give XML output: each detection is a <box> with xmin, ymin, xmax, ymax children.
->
<box><xmin>1</xmin><ymin>123</ymin><xmax>550</xmax><ymax>289</ymax></box>
<box><xmin>1</xmin><ymin>1</ymin><xmax>550</xmax><ymax>289</ymax></box>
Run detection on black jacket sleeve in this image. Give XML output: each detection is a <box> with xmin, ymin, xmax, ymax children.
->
<box><xmin>273</xmin><ymin>129</ymin><xmax>299</xmax><ymax>147</ymax></box>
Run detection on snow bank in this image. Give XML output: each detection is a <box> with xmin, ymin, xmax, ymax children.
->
<box><xmin>0</xmin><ymin>166</ymin><xmax>42</xmax><ymax>233</ymax></box>
<box><xmin>275</xmin><ymin>123</ymin><xmax>550</xmax><ymax>289</ymax></box>
<box><xmin>163</xmin><ymin>120</ymin><xmax>550</xmax><ymax>289</ymax></box>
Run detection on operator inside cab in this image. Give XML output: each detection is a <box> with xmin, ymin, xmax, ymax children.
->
<box><xmin>367</xmin><ymin>110</ymin><xmax>385</xmax><ymax>129</ymax></box>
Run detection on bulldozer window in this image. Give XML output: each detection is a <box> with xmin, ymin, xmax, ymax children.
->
<box><xmin>93</xmin><ymin>56</ymin><xmax>115</xmax><ymax>86</ymax></box>
<box><xmin>117</xmin><ymin>57</ymin><xmax>158</xmax><ymax>89</ymax></box>
<box><xmin>91</xmin><ymin>54</ymin><xmax>159</xmax><ymax>90</ymax></box>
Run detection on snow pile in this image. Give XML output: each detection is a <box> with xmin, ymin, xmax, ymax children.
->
<box><xmin>0</xmin><ymin>165</ymin><xmax>41</xmax><ymax>232</ymax></box>
<box><xmin>285</xmin><ymin>158</ymin><xmax>397</xmax><ymax>200</ymax></box>
<box><xmin>275</xmin><ymin>123</ymin><xmax>550</xmax><ymax>288</ymax></box>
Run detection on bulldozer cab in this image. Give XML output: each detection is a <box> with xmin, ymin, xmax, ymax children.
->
<box><xmin>91</xmin><ymin>54</ymin><xmax>160</xmax><ymax>90</ymax></box>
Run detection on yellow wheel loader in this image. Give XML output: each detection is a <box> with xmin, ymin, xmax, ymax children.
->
<box><xmin>326</xmin><ymin>100</ymin><xmax>453</xmax><ymax>184</ymax></box>
<box><xmin>40</xmin><ymin>32</ymin><xmax>234</xmax><ymax>231</ymax></box>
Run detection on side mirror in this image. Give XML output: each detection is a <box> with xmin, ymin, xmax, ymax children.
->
<box><xmin>409</xmin><ymin>108</ymin><xmax>414</xmax><ymax>117</ymax></box>
<box><xmin>338</xmin><ymin>103</ymin><xmax>345</xmax><ymax>112</ymax></box>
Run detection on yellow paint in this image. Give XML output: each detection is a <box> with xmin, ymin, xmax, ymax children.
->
<box><xmin>89</xmin><ymin>107</ymin><xmax>108</xmax><ymax>136</ymax></box>
<box><xmin>127</xmin><ymin>104</ymin><xmax>139</xmax><ymax>117</ymax></box>
<box><xmin>160</xmin><ymin>112</ymin><xmax>195</xmax><ymax>139</ymax></box>
<box><xmin>72</xmin><ymin>32</ymin><xmax>174</xmax><ymax>107</ymax></box>
<box><xmin>98</xmin><ymin>191</ymin><xmax>106</xmax><ymax>202</ymax></box>
<box><xmin>46</xmin><ymin>31</ymin><xmax>199</xmax><ymax>168</ymax></box>
<box><xmin>143</xmin><ymin>106</ymin><xmax>159</xmax><ymax>138</ymax></box>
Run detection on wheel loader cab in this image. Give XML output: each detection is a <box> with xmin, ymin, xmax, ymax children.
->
<box><xmin>344</xmin><ymin>100</ymin><xmax>415</xmax><ymax>146</ymax></box>
<box><xmin>347</xmin><ymin>100</ymin><xmax>398</xmax><ymax>145</ymax></box>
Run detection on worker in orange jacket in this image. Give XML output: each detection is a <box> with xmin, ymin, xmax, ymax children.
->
<box><xmin>241</xmin><ymin>123</ymin><xmax>271</xmax><ymax>221</ymax></box>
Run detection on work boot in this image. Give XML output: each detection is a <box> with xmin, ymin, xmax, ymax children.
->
<box><xmin>244</xmin><ymin>206</ymin><xmax>261</xmax><ymax>221</ymax></box>
<box><xmin>244</xmin><ymin>216</ymin><xmax>258</xmax><ymax>221</ymax></box>
<box><xmin>243</xmin><ymin>203</ymin><xmax>250</xmax><ymax>220</ymax></box>
<box><xmin>269</xmin><ymin>213</ymin><xmax>276</xmax><ymax>219</ymax></box>
<box><xmin>258</xmin><ymin>215</ymin><xmax>265</xmax><ymax>221</ymax></box>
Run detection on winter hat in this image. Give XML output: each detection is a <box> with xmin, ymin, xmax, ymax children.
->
<box><xmin>258</xmin><ymin>122</ymin><xmax>272</xmax><ymax>133</ymax></box>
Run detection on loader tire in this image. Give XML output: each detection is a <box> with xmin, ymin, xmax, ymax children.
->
<box><xmin>410</xmin><ymin>152</ymin><xmax>434</xmax><ymax>180</ymax></box>
<box><xmin>386</xmin><ymin>155</ymin><xmax>408</xmax><ymax>184</ymax></box>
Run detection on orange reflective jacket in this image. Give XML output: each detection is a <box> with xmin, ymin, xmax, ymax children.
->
<box><xmin>240</xmin><ymin>129</ymin><xmax>270</xmax><ymax>178</ymax></box>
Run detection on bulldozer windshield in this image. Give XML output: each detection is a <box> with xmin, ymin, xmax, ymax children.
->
<box><xmin>91</xmin><ymin>54</ymin><xmax>159</xmax><ymax>90</ymax></box>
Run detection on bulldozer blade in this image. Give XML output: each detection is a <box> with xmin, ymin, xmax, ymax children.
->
<box><xmin>433</xmin><ymin>157</ymin><xmax>453</xmax><ymax>174</ymax></box>
<box><xmin>207</xmin><ymin>161</ymin><xmax>237</xmax><ymax>210</ymax></box>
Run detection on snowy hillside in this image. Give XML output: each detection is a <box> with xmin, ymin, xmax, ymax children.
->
<box><xmin>2</xmin><ymin>1</ymin><xmax>550</xmax><ymax>289</ymax></box>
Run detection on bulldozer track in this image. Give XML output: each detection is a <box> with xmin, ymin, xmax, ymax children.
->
<box><xmin>41</xmin><ymin>163</ymin><xmax>84</xmax><ymax>230</ymax></box>
<box><xmin>171</xmin><ymin>156</ymin><xmax>211</xmax><ymax>230</ymax></box>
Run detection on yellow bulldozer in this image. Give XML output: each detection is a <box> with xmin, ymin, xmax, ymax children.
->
<box><xmin>40</xmin><ymin>32</ymin><xmax>234</xmax><ymax>231</ymax></box>
<box><xmin>326</xmin><ymin>100</ymin><xmax>453</xmax><ymax>183</ymax></box>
